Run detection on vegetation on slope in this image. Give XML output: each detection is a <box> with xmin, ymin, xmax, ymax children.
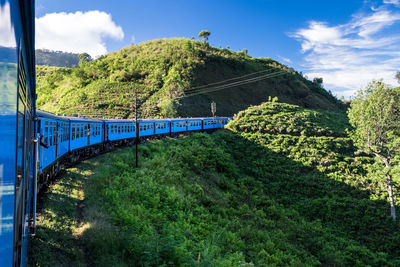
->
<box><xmin>36</xmin><ymin>49</ymin><xmax>80</xmax><ymax>68</ymax></box>
<box><xmin>30</xmin><ymin>129</ymin><xmax>400</xmax><ymax>265</ymax></box>
<box><xmin>36</xmin><ymin>38</ymin><xmax>344</xmax><ymax>118</ymax></box>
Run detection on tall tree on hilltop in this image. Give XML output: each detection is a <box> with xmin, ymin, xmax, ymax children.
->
<box><xmin>313</xmin><ymin>77</ymin><xmax>323</xmax><ymax>87</ymax></box>
<box><xmin>396</xmin><ymin>71</ymin><xmax>400</xmax><ymax>84</ymax></box>
<box><xmin>78</xmin><ymin>52</ymin><xmax>92</xmax><ymax>65</ymax></box>
<box><xmin>198</xmin><ymin>30</ymin><xmax>211</xmax><ymax>43</ymax></box>
<box><xmin>348</xmin><ymin>80</ymin><xmax>400</xmax><ymax>220</ymax></box>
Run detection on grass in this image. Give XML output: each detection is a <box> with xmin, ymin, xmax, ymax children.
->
<box><xmin>29</xmin><ymin>129</ymin><xmax>400</xmax><ymax>266</ymax></box>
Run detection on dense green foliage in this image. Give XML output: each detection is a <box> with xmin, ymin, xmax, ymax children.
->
<box><xmin>228</xmin><ymin>101</ymin><xmax>399</xmax><ymax>203</ymax></box>
<box><xmin>36</xmin><ymin>49</ymin><xmax>80</xmax><ymax>68</ymax></box>
<box><xmin>30</xmin><ymin>101</ymin><xmax>400</xmax><ymax>266</ymax></box>
<box><xmin>36</xmin><ymin>38</ymin><xmax>344</xmax><ymax>118</ymax></box>
<box><xmin>348</xmin><ymin>81</ymin><xmax>400</xmax><ymax>220</ymax></box>
<box><xmin>86</xmin><ymin>133</ymin><xmax>400</xmax><ymax>265</ymax></box>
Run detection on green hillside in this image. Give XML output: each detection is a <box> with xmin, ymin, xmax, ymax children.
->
<box><xmin>30</xmin><ymin>102</ymin><xmax>400</xmax><ymax>266</ymax></box>
<box><xmin>36</xmin><ymin>38</ymin><xmax>344</xmax><ymax>118</ymax></box>
<box><xmin>36</xmin><ymin>49</ymin><xmax>80</xmax><ymax>68</ymax></box>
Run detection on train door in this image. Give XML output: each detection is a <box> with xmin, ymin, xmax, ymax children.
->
<box><xmin>87</xmin><ymin>124</ymin><xmax>91</xmax><ymax>146</ymax></box>
<box><xmin>55</xmin><ymin>122</ymin><xmax>60</xmax><ymax>158</ymax></box>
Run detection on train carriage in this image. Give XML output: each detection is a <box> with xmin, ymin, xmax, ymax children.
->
<box><xmin>154</xmin><ymin>119</ymin><xmax>170</xmax><ymax>135</ymax></box>
<box><xmin>187</xmin><ymin>118</ymin><xmax>202</xmax><ymax>131</ymax></box>
<box><xmin>138</xmin><ymin>120</ymin><xmax>155</xmax><ymax>137</ymax></box>
<box><xmin>36</xmin><ymin>110</ymin><xmax>69</xmax><ymax>172</ymax></box>
<box><xmin>106</xmin><ymin>119</ymin><xmax>135</xmax><ymax>141</ymax></box>
<box><xmin>170</xmin><ymin>119</ymin><xmax>188</xmax><ymax>133</ymax></box>
<box><xmin>0</xmin><ymin>0</ymin><xmax>36</xmax><ymax>266</ymax></box>
<box><xmin>69</xmin><ymin>116</ymin><xmax>103</xmax><ymax>151</ymax></box>
<box><xmin>203</xmin><ymin>118</ymin><xmax>215</xmax><ymax>130</ymax></box>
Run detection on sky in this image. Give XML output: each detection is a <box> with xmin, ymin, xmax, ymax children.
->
<box><xmin>35</xmin><ymin>0</ymin><xmax>400</xmax><ymax>98</ymax></box>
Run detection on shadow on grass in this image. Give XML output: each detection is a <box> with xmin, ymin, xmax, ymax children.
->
<box><xmin>29</xmin><ymin>131</ymin><xmax>400</xmax><ymax>266</ymax></box>
<box><xmin>213</xmin><ymin>131</ymin><xmax>400</xmax><ymax>261</ymax></box>
<box><xmin>28</xmin><ymin>162</ymin><xmax>95</xmax><ymax>267</ymax></box>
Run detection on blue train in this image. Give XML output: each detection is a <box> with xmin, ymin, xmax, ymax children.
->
<box><xmin>0</xmin><ymin>1</ymin><xmax>231</xmax><ymax>265</ymax></box>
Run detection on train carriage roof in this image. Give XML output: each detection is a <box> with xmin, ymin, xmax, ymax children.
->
<box><xmin>37</xmin><ymin>110</ymin><xmax>69</xmax><ymax>122</ymax></box>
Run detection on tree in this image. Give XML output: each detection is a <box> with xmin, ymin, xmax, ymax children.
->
<box><xmin>396</xmin><ymin>71</ymin><xmax>400</xmax><ymax>84</ymax></box>
<box><xmin>313</xmin><ymin>77</ymin><xmax>323</xmax><ymax>86</ymax></box>
<box><xmin>198</xmin><ymin>30</ymin><xmax>211</xmax><ymax>43</ymax></box>
<box><xmin>348</xmin><ymin>80</ymin><xmax>400</xmax><ymax>220</ymax></box>
<box><xmin>78</xmin><ymin>52</ymin><xmax>92</xmax><ymax>65</ymax></box>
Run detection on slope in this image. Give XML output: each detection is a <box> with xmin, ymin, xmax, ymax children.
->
<box><xmin>36</xmin><ymin>38</ymin><xmax>344</xmax><ymax>118</ymax></box>
<box><xmin>30</xmin><ymin>102</ymin><xmax>400</xmax><ymax>266</ymax></box>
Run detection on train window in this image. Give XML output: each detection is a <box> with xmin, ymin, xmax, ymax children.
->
<box><xmin>49</xmin><ymin>122</ymin><xmax>53</xmax><ymax>146</ymax></box>
<box><xmin>144</xmin><ymin>124</ymin><xmax>147</xmax><ymax>131</ymax></box>
<box><xmin>72</xmin><ymin>124</ymin><xmax>75</xmax><ymax>140</ymax></box>
<box><xmin>44</xmin><ymin>121</ymin><xmax>48</xmax><ymax>145</ymax></box>
<box><xmin>151</xmin><ymin>124</ymin><xmax>153</xmax><ymax>129</ymax></box>
<box><xmin>53</xmin><ymin>123</ymin><xmax>57</xmax><ymax>145</ymax></box>
<box><xmin>84</xmin><ymin>125</ymin><xmax>87</xmax><ymax>137</ymax></box>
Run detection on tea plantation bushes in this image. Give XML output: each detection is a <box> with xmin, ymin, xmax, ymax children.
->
<box><xmin>83</xmin><ymin>131</ymin><xmax>399</xmax><ymax>266</ymax></box>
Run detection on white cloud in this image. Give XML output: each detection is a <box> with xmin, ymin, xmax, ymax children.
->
<box><xmin>36</xmin><ymin>10</ymin><xmax>124</xmax><ymax>58</ymax></box>
<box><xmin>0</xmin><ymin>3</ymin><xmax>16</xmax><ymax>48</ymax></box>
<box><xmin>290</xmin><ymin>6</ymin><xmax>400</xmax><ymax>98</ymax></box>
<box><xmin>384</xmin><ymin>0</ymin><xmax>400</xmax><ymax>6</ymax></box>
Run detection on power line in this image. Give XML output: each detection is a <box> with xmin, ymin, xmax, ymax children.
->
<box><xmin>183</xmin><ymin>68</ymin><xmax>274</xmax><ymax>93</ymax></box>
<box><xmin>176</xmin><ymin>70</ymin><xmax>287</xmax><ymax>100</ymax></box>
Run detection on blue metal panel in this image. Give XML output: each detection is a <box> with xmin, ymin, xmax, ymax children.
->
<box><xmin>186</xmin><ymin>119</ymin><xmax>202</xmax><ymax>131</ymax></box>
<box><xmin>171</xmin><ymin>119</ymin><xmax>187</xmax><ymax>133</ymax></box>
<box><xmin>203</xmin><ymin>118</ymin><xmax>214</xmax><ymax>130</ymax></box>
<box><xmin>154</xmin><ymin>120</ymin><xmax>170</xmax><ymax>135</ymax></box>
<box><xmin>138</xmin><ymin>121</ymin><xmax>155</xmax><ymax>137</ymax></box>
<box><xmin>0</xmin><ymin>0</ymin><xmax>36</xmax><ymax>265</ymax></box>
<box><xmin>107</xmin><ymin>121</ymin><xmax>135</xmax><ymax>141</ymax></box>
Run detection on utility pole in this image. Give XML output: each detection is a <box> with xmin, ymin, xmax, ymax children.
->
<box><xmin>211</xmin><ymin>101</ymin><xmax>216</xmax><ymax>117</ymax></box>
<box><xmin>135</xmin><ymin>89</ymin><xmax>138</xmax><ymax>168</ymax></box>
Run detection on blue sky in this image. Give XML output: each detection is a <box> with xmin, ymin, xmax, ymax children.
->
<box><xmin>35</xmin><ymin>0</ymin><xmax>400</xmax><ymax>97</ymax></box>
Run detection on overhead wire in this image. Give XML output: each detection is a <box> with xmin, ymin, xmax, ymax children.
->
<box><xmin>183</xmin><ymin>68</ymin><xmax>274</xmax><ymax>93</ymax></box>
<box><xmin>176</xmin><ymin>70</ymin><xmax>287</xmax><ymax>100</ymax></box>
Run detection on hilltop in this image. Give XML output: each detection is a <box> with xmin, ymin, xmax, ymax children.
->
<box><xmin>36</xmin><ymin>49</ymin><xmax>80</xmax><ymax>68</ymax></box>
<box><xmin>36</xmin><ymin>38</ymin><xmax>344</xmax><ymax>118</ymax></box>
<box><xmin>30</xmin><ymin>101</ymin><xmax>400</xmax><ymax>266</ymax></box>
